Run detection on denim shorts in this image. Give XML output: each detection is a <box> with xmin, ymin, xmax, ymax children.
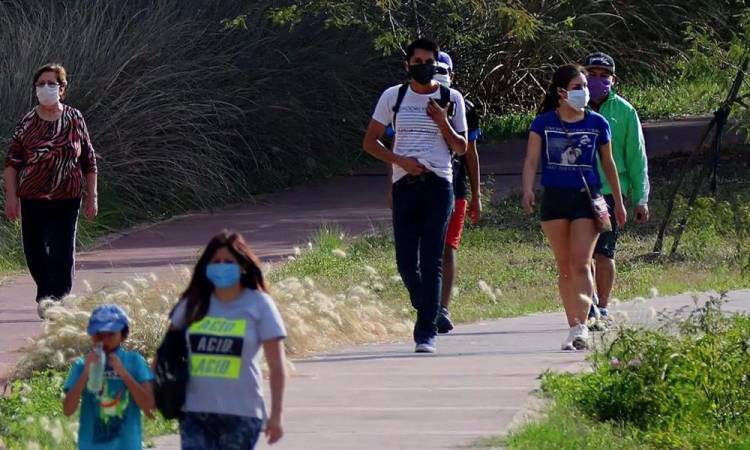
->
<box><xmin>180</xmin><ymin>411</ymin><xmax>263</xmax><ymax>450</ymax></box>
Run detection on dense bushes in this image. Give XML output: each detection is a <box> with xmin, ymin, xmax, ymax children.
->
<box><xmin>272</xmin><ymin>0</ymin><xmax>748</xmax><ymax>115</ymax></box>
<box><xmin>535</xmin><ymin>296</ymin><xmax>750</xmax><ymax>448</ymax></box>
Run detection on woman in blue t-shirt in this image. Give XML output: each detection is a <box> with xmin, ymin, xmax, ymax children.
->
<box><xmin>521</xmin><ymin>64</ymin><xmax>627</xmax><ymax>351</ymax></box>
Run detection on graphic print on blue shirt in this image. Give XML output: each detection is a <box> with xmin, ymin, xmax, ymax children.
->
<box><xmin>529</xmin><ymin>111</ymin><xmax>611</xmax><ymax>189</ymax></box>
<box><xmin>545</xmin><ymin>130</ymin><xmax>595</xmax><ymax>167</ymax></box>
<box><xmin>93</xmin><ymin>368</ymin><xmax>130</xmax><ymax>443</ymax></box>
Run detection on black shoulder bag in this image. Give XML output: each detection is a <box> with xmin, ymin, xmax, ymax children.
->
<box><xmin>153</xmin><ymin>307</ymin><xmax>190</xmax><ymax>419</ymax></box>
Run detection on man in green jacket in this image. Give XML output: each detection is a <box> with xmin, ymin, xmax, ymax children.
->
<box><xmin>585</xmin><ymin>52</ymin><xmax>650</xmax><ymax>319</ymax></box>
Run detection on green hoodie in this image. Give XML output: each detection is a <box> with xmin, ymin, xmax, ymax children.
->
<box><xmin>595</xmin><ymin>90</ymin><xmax>650</xmax><ymax>205</ymax></box>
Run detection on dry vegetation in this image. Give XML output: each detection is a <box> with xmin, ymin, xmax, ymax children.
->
<box><xmin>14</xmin><ymin>263</ymin><xmax>411</xmax><ymax>379</ymax></box>
<box><xmin>0</xmin><ymin>0</ymin><xmax>392</xmax><ymax>221</ymax></box>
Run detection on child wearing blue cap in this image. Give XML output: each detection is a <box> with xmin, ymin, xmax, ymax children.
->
<box><xmin>62</xmin><ymin>304</ymin><xmax>155</xmax><ymax>450</ymax></box>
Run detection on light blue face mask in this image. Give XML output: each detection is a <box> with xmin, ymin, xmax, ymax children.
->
<box><xmin>206</xmin><ymin>263</ymin><xmax>242</xmax><ymax>288</ymax></box>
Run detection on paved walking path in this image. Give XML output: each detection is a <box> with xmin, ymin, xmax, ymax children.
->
<box><xmin>152</xmin><ymin>289</ymin><xmax>750</xmax><ymax>449</ymax></box>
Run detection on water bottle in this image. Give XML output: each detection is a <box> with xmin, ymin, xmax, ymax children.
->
<box><xmin>87</xmin><ymin>342</ymin><xmax>105</xmax><ymax>394</ymax></box>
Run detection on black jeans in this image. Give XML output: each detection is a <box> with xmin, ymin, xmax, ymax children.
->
<box><xmin>392</xmin><ymin>173</ymin><xmax>454</xmax><ymax>342</ymax></box>
<box><xmin>20</xmin><ymin>198</ymin><xmax>80</xmax><ymax>302</ymax></box>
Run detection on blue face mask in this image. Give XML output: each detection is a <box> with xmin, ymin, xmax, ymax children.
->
<box><xmin>206</xmin><ymin>263</ymin><xmax>242</xmax><ymax>289</ymax></box>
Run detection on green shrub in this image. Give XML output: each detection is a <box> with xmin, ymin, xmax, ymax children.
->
<box><xmin>537</xmin><ymin>296</ymin><xmax>750</xmax><ymax>448</ymax></box>
<box><xmin>0</xmin><ymin>371</ymin><xmax>78</xmax><ymax>449</ymax></box>
<box><xmin>482</xmin><ymin>112</ymin><xmax>535</xmax><ymax>142</ymax></box>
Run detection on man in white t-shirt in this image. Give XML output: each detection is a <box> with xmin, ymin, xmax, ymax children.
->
<box><xmin>363</xmin><ymin>38</ymin><xmax>468</xmax><ymax>353</ymax></box>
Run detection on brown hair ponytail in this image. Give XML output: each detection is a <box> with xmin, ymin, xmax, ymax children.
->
<box><xmin>536</xmin><ymin>64</ymin><xmax>587</xmax><ymax>114</ymax></box>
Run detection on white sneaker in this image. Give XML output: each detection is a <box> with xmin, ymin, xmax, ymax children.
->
<box><xmin>572</xmin><ymin>324</ymin><xmax>590</xmax><ymax>350</ymax></box>
<box><xmin>561</xmin><ymin>327</ymin><xmax>576</xmax><ymax>351</ymax></box>
<box><xmin>36</xmin><ymin>298</ymin><xmax>56</xmax><ymax>319</ymax></box>
<box><xmin>561</xmin><ymin>324</ymin><xmax>589</xmax><ymax>351</ymax></box>
<box><xmin>415</xmin><ymin>341</ymin><xmax>436</xmax><ymax>354</ymax></box>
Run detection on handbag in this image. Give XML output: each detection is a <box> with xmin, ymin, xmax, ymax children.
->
<box><xmin>579</xmin><ymin>168</ymin><xmax>613</xmax><ymax>232</ymax></box>
<box><xmin>555</xmin><ymin>111</ymin><xmax>612</xmax><ymax>232</ymax></box>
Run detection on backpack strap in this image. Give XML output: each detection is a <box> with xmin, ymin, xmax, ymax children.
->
<box><xmin>391</xmin><ymin>83</ymin><xmax>410</xmax><ymax>130</ymax></box>
<box><xmin>438</xmin><ymin>85</ymin><xmax>457</xmax><ymax>156</ymax></box>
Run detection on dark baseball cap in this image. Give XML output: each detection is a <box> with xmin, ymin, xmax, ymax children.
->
<box><xmin>584</xmin><ymin>52</ymin><xmax>615</xmax><ymax>74</ymax></box>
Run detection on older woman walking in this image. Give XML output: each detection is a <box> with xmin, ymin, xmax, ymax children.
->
<box><xmin>3</xmin><ymin>63</ymin><xmax>98</xmax><ymax>317</ymax></box>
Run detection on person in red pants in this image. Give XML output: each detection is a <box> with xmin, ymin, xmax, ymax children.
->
<box><xmin>434</xmin><ymin>51</ymin><xmax>482</xmax><ymax>334</ymax></box>
<box><xmin>382</xmin><ymin>50</ymin><xmax>480</xmax><ymax>335</ymax></box>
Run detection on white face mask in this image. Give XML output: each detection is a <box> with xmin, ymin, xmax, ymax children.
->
<box><xmin>433</xmin><ymin>73</ymin><xmax>451</xmax><ymax>87</ymax></box>
<box><xmin>565</xmin><ymin>87</ymin><xmax>590</xmax><ymax>111</ymax></box>
<box><xmin>36</xmin><ymin>85</ymin><xmax>60</xmax><ymax>106</ymax></box>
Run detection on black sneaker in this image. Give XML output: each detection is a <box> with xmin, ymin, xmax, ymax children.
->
<box><xmin>436</xmin><ymin>306</ymin><xmax>454</xmax><ymax>334</ymax></box>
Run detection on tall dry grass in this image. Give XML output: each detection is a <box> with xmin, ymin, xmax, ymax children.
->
<box><xmin>14</xmin><ymin>267</ymin><xmax>410</xmax><ymax>379</ymax></box>
<box><xmin>0</xmin><ymin>0</ymin><xmax>392</xmax><ymax>219</ymax></box>
<box><xmin>0</xmin><ymin>1</ymin><xmax>247</xmax><ymax>214</ymax></box>
<box><xmin>0</xmin><ymin>0</ymin><xmax>393</xmax><ymax>272</ymax></box>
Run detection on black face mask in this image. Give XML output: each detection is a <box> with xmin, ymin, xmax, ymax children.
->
<box><xmin>409</xmin><ymin>63</ymin><xmax>436</xmax><ymax>85</ymax></box>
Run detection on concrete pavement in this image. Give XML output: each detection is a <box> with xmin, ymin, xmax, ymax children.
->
<box><xmin>152</xmin><ymin>290</ymin><xmax>750</xmax><ymax>449</ymax></box>
<box><xmin>0</xmin><ymin>116</ymin><xmax>745</xmax><ymax>447</ymax></box>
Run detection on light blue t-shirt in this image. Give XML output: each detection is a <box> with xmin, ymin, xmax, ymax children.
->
<box><xmin>63</xmin><ymin>347</ymin><xmax>154</xmax><ymax>450</ymax></box>
<box><xmin>529</xmin><ymin>110</ymin><xmax>611</xmax><ymax>189</ymax></box>
<box><xmin>171</xmin><ymin>288</ymin><xmax>286</xmax><ymax>420</ymax></box>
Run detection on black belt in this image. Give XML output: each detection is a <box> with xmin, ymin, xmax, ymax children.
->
<box><xmin>401</xmin><ymin>172</ymin><xmax>438</xmax><ymax>184</ymax></box>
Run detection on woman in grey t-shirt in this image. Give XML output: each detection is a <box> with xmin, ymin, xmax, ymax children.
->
<box><xmin>170</xmin><ymin>231</ymin><xmax>287</xmax><ymax>450</ymax></box>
